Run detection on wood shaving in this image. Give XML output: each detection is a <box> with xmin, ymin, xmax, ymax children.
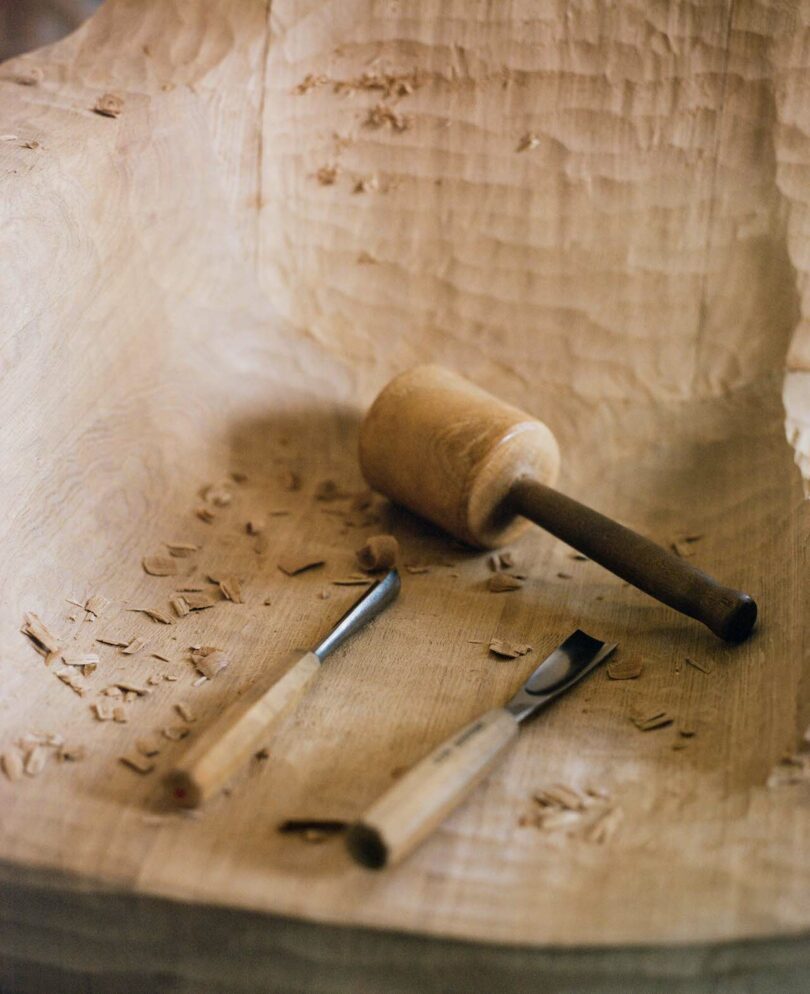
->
<box><xmin>165</xmin><ymin>542</ymin><xmax>199</xmax><ymax>557</ymax></box>
<box><xmin>136</xmin><ymin>737</ymin><xmax>161</xmax><ymax>757</ymax></box>
<box><xmin>175</xmin><ymin>702</ymin><xmax>195</xmax><ymax>723</ymax></box>
<box><xmin>671</xmin><ymin>540</ymin><xmax>696</xmax><ymax>558</ymax></box>
<box><xmin>631</xmin><ymin>709</ymin><xmax>674</xmax><ymax>731</ymax></box>
<box><xmin>202</xmin><ymin>482</ymin><xmax>233</xmax><ymax>507</ymax></box>
<box><xmin>405</xmin><ymin>565</ymin><xmax>430</xmax><ymax>574</ymax></box>
<box><xmin>91</xmin><ymin>700</ymin><xmax>113</xmax><ymax>721</ymax></box>
<box><xmin>217</xmin><ymin>576</ymin><xmax>243</xmax><ymax>603</ymax></box>
<box><xmin>142</xmin><ymin>556</ymin><xmax>178</xmax><ymax>577</ymax></box>
<box><xmin>59</xmin><ymin>652</ymin><xmax>99</xmax><ymax>677</ymax></box>
<box><xmin>607</xmin><ymin>656</ymin><xmax>645</xmax><ymax>680</ymax></box>
<box><xmin>147</xmin><ymin>674</ymin><xmax>162</xmax><ymax>685</ymax></box>
<box><xmin>332</xmin><ymin>577</ymin><xmax>373</xmax><ymax>586</ymax></box>
<box><xmin>488</xmin><ymin>639</ymin><xmax>532</xmax><ymax>659</ymax></box>
<box><xmin>498</xmin><ymin>551</ymin><xmax>515</xmax><ymax>569</ymax></box>
<box><xmin>96</xmin><ymin>636</ymin><xmax>130</xmax><ymax>647</ymax></box>
<box><xmin>534</xmin><ymin>784</ymin><xmax>586</xmax><ymax>811</ymax></box>
<box><xmin>120</xmin><ymin>754</ymin><xmax>154</xmax><ymax>774</ymax></box>
<box><xmin>113</xmin><ymin>706</ymin><xmax>128</xmax><ymax>723</ymax></box>
<box><xmin>488</xmin><ymin>573</ymin><xmax>523</xmax><ymax>592</ymax></box>
<box><xmin>2</xmin><ymin>749</ymin><xmax>25</xmax><ymax>782</ymax></box>
<box><xmin>164</xmin><ymin>674</ymin><xmax>178</xmax><ymax>681</ymax></box>
<box><xmin>517</xmin><ymin>132</ymin><xmax>541</xmax><ymax>151</ymax></box>
<box><xmin>20</xmin><ymin>612</ymin><xmax>61</xmax><ymax>656</ymax></box>
<box><xmin>170</xmin><ymin>596</ymin><xmax>190</xmax><ymax>618</ymax></box>
<box><xmin>129</xmin><ymin>607</ymin><xmax>173</xmax><ymax>625</ymax></box>
<box><xmin>246</xmin><ymin>517</ymin><xmax>266</xmax><ymax>535</ymax></box>
<box><xmin>55</xmin><ymin>668</ymin><xmax>89</xmax><ymax>696</ymax></box>
<box><xmin>583</xmin><ymin>805</ymin><xmax>623</xmax><ymax>843</ymax></box>
<box><xmin>196</xmin><ymin>505</ymin><xmax>216</xmax><ymax>523</ymax></box>
<box><xmin>162</xmin><ymin>725</ymin><xmax>190</xmax><ymax>741</ymax></box>
<box><xmin>356</xmin><ymin>534</ymin><xmax>399</xmax><ymax>571</ymax></box>
<box><xmin>557</xmin><ymin>572</ymin><xmax>572</xmax><ymax>580</ymax></box>
<box><xmin>93</xmin><ymin>93</ymin><xmax>123</xmax><ymax>118</ymax></box>
<box><xmin>102</xmin><ymin>686</ymin><xmax>123</xmax><ymax>698</ymax></box>
<box><xmin>84</xmin><ymin>594</ymin><xmax>110</xmax><ymax>617</ymax></box>
<box><xmin>334</xmin><ymin>69</ymin><xmax>422</xmax><ymax>99</ymax></box>
<box><xmin>191</xmin><ymin>646</ymin><xmax>230</xmax><ymax>679</ymax></box>
<box><xmin>19</xmin><ymin>732</ymin><xmax>63</xmax><ymax>748</ymax></box>
<box><xmin>122</xmin><ymin>637</ymin><xmax>147</xmax><ymax>655</ymax></box>
<box><xmin>12</xmin><ymin>67</ymin><xmax>43</xmax><ymax>86</ymax></box>
<box><xmin>263</xmin><ymin>597</ymin><xmax>273</xmax><ymax>606</ymax></box>
<box><xmin>353</xmin><ymin>175</ymin><xmax>379</xmax><ymax>194</ymax></box>
<box><xmin>192</xmin><ymin>675</ymin><xmax>208</xmax><ymax>687</ymax></box>
<box><xmin>180</xmin><ymin>591</ymin><xmax>218</xmax><ymax>611</ymax></box>
<box><xmin>315</xmin><ymin>164</ymin><xmax>338</xmax><ymax>186</ymax></box>
<box><xmin>23</xmin><ymin>745</ymin><xmax>47</xmax><ymax>777</ymax></box>
<box><xmin>685</xmin><ymin>656</ymin><xmax>714</xmax><ymax>674</ymax></box>
<box><xmin>278</xmin><ymin>552</ymin><xmax>325</xmax><ymax>576</ymax></box>
<box><xmin>364</xmin><ymin>103</ymin><xmax>409</xmax><ymax>131</ymax></box>
<box><xmin>570</xmin><ymin>552</ymin><xmax>588</xmax><ymax>561</ymax></box>
<box><xmin>111</xmin><ymin>682</ymin><xmax>150</xmax><ymax>696</ymax></box>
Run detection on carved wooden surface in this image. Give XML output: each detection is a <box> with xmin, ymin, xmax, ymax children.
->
<box><xmin>2</xmin><ymin>1</ymin><xmax>810</xmax><ymax>989</ymax></box>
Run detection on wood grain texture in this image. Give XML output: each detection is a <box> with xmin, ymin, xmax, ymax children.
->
<box><xmin>1</xmin><ymin>0</ymin><xmax>810</xmax><ymax>989</ymax></box>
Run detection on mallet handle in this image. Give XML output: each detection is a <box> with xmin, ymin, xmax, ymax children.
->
<box><xmin>510</xmin><ymin>478</ymin><xmax>757</xmax><ymax>642</ymax></box>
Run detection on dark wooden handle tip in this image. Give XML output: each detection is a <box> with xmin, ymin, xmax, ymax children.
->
<box><xmin>510</xmin><ymin>478</ymin><xmax>757</xmax><ymax>643</ymax></box>
<box><xmin>346</xmin><ymin>823</ymin><xmax>388</xmax><ymax>869</ymax></box>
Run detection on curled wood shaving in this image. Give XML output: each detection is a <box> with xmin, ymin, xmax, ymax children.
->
<box><xmin>129</xmin><ymin>608</ymin><xmax>173</xmax><ymax>625</ymax></box>
<box><xmin>671</xmin><ymin>540</ymin><xmax>695</xmax><ymax>558</ymax></box>
<box><xmin>55</xmin><ymin>668</ymin><xmax>89</xmax><ymax>696</ymax></box>
<box><xmin>191</xmin><ymin>647</ymin><xmax>230</xmax><ymax>679</ymax></box>
<box><xmin>20</xmin><ymin>612</ymin><xmax>61</xmax><ymax>656</ymax></box>
<box><xmin>196</xmin><ymin>505</ymin><xmax>216</xmax><ymax>523</ymax></box>
<box><xmin>136</xmin><ymin>737</ymin><xmax>161</xmax><ymax>757</ymax></box>
<box><xmin>277</xmin><ymin>552</ymin><xmax>325</xmax><ymax>576</ymax></box>
<box><xmin>202</xmin><ymin>481</ymin><xmax>233</xmax><ymax>507</ymax></box>
<box><xmin>489</xmin><ymin>639</ymin><xmax>532</xmax><ymax>659</ymax></box>
<box><xmin>293</xmin><ymin>72</ymin><xmax>328</xmax><ymax>94</ymax></box>
<box><xmin>162</xmin><ymin>725</ymin><xmax>190</xmax><ymax>741</ymax></box>
<box><xmin>685</xmin><ymin>656</ymin><xmax>714</xmax><ymax>675</ymax></box>
<box><xmin>84</xmin><ymin>594</ymin><xmax>110</xmax><ymax>617</ymax></box>
<box><xmin>142</xmin><ymin>556</ymin><xmax>178</xmax><ymax>577</ymax></box>
<box><xmin>120</xmin><ymin>754</ymin><xmax>154</xmax><ymax>774</ymax></box>
<box><xmin>356</xmin><ymin>534</ymin><xmax>399</xmax><ymax>571</ymax></box>
<box><xmin>583</xmin><ymin>805</ymin><xmax>623</xmax><ymax>843</ymax></box>
<box><xmin>631</xmin><ymin>709</ymin><xmax>674</xmax><ymax>731</ymax></box>
<box><xmin>217</xmin><ymin>576</ymin><xmax>243</xmax><ymax>603</ymax></box>
<box><xmin>488</xmin><ymin>573</ymin><xmax>523</xmax><ymax>592</ymax></box>
<box><xmin>364</xmin><ymin>102</ymin><xmax>409</xmax><ymax>131</ymax></box>
<box><xmin>93</xmin><ymin>702</ymin><xmax>114</xmax><ymax>721</ymax></box>
<box><xmin>517</xmin><ymin>132</ymin><xmax>541</xmax><ymax>152</ymax></box>
<box><xmin>534</xmin><ymin>784</ymin><xmax>586</xmax><ymax>811</ymax></box>
<box><xmin>607</xmin><ymin>656</ymin><xmax>645</xmax><ymax>680</ymax></box>
<box><xmin>96</xmin><ymin>636</ymin><xmax>130</xmax><ymax>647</ymax></box>
<box><xmin>175</xmin><ymin>702</ymin><xmax>195</xmax><ymax>723</ymax></box>
<box><xmin>165</xmin><ymin>542</ymin><xmax>199</xmax><ymax>557</ymax></box>
<box><xmin>112</xmin><ymin>682</ymin><xmax>150</xmax><ymax>696</ymax></box>
<box><xmin>23</xmin><ymin>745</ymin><xmax>47</xmax><ymax>777</ymax></box>
<box><xmin>93</xmin><ymin>93</ymin><xmax>123</xmax><ymax>118</ymax></box>
<box><xmin>184</xmin><ymin>591</ymin><xmax>219</xmax><ymax>611</ymax></box>
<box><xmin>122</xmin><ymin>637</ymin><xmax>147</xmax><ymax>655</ymax></box>
<box><xmin>113</xmin><ymin>706</ymin><xmax>128</xmax><ymax>723</ymax></box>
<box><xmin>334</xmin><ymin>69</ymin><xmax>422</xmax><ymax>98</ymax></box>
<box><xmin>246</xmin><ymin>517</ymin><xmax>266</xmax><ymax>535</ymax></box>
<box><xmin>170</xmin><ymin>596</ymin><xmax>190</xmax><ymax>618</ymax></box>
<box><xmin>102</xmin><ymin>686</ymin><xmax>123</xmax><ymax>698</ymax></box>
<box><xmin>2</xmin><ymin>749</ymin><xmax>25</xmax><ymax>782</ymax></box>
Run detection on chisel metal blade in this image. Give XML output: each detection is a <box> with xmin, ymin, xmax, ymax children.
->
<box><xmin>504</xmin><ymin>629</ymin><xmax>616</xmax><ymax>723</ymax></box>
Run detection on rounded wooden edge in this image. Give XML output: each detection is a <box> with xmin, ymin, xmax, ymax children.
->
<box><xmin>345</xmin><ymin>822</ymin><xmax>388</xmax><ymax>869</ymax></box>
<box><xmin>717</xmin><ymin>593</ymin><xmax>758</xmax><ymax>643</ymax></box>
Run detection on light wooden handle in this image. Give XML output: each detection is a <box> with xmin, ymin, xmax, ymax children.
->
<box><xmin>165</xmin><ymin>652</ymin><xmax>320</xmax><ymax>808</ymax></box>
<box><xmin>346</xmin><ymin>708</ymin><xmax>519</xmax><ymax>869</ymax></box>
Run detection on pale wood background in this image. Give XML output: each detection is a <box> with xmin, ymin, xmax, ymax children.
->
<box><xmin>1</xmin><ymin>1</ymin><xmax>810</xmax><ymax>990</ymax></box>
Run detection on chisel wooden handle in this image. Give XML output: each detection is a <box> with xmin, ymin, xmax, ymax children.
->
<box><xmin>346</xmin><ymin>708</ymin><xmax>519</xmax><ymax>869</ymax></box>
<box><xmin>165</xmin><ymin>652</ymin><xmax>320</xmax><ymax>808</ymax></box>
<box><xmin>360</xmin><ymin>366</ymin><xmax>757</xmax><ymax>642</ymax></box>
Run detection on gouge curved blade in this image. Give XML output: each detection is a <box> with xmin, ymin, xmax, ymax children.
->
<box><xmin>346</xmin><ymin>629</ymin><xmax>616</xmax><ymax>869</ymax></box>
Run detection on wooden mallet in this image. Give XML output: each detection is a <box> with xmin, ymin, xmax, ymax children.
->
<box><xmin>359</xmin><ymin>366</ymin><xmax>757</xmax><ymax>642</ymax></box>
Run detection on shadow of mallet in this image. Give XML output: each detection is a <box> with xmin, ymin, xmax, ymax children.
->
<box><xmin>359</xmin><ymin>365</ymin><xmax>756</xmax><ymax>642</ymax></box>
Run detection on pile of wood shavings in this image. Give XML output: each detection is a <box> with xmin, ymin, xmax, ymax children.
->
<box><xmin>520</xmin><ymin>783</ymin><xmax>622</xmax><ymax>844</ymax></box>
